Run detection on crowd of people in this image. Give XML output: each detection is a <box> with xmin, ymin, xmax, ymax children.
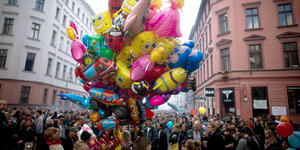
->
<box><xmin>0</xmin><ymin>107</ymin><xmax>299</xmax><ymax>150</ymax></box>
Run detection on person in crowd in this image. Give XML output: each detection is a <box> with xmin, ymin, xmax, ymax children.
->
<box><xmin>264</xmin><ymin>129</ymin><xmax>277</xmax><ymax>150</ymax></box>
<box><xmin>74</xmin><ymin>130</ymin><xmax>91</xmax><ymax>150</ymax></box>
<box><xmin>254</xmin><ymin>117</ymin><xmax>265</xmax><ymax>149</ymax></box>
<box><xmin>73</xmin><ymin>116</ymin><xmax>84</xmax><ymax>128</ymax></box>
<box><xmin>181</xmin><ymin>123</ymin><xmax>188</xmax><ymax>139</ymax></box>
<box><xmin>236</xmin><ymin>127</ymin><xmax>260</xmax><ymax>150</ymax></box>
<box><xmin>129</xmin><ymin>125</ymin><xmax>143</xmax><ymax>142</ymax></box>
<box><xmin>20</xmin><ymin>118</ymin><xmax>36</xmax><ymax>147</ymax></box>
<box><xmin>157</xmin><ymin>123</ymin><xmax>168</xmax><ymax>150</ymax></box>
<box><xmin>61</xmin><ymin>127</ymin><xmax>79</xmax><ymax>150</ymax></box>
<box><xmin>44</xmin><ymin>127</ymin><xmax>64</xmax><ymax>150</ymax></box>
<box><xmin>169</xmin><ymin>124</ymin><xmax>185</xmax><ymax>150</ymax></box>
<box><xmin>237</xmin><ymin>120</ymin><xmax>245</xmax><ymax>132</ymax></box>
<box><xmin>133</xmin><ymin>137</ymin><xmax>151</xmax><ymax>150</ymax></box>
<box><xmin>224</xmin><ymin>127</ymin><xmax>235</xmax><ymax>150</ymax></box>
<box><xmin>121</xmin><ymin>125</ymin><xmax>128</xmax><ymax>132</ymax></box>
<box><xmin>206</xmin><ymin>123</ymin><xmax>225</xmax><ymax>150</ymax></box>
<box><xmin>58</xmin><ymin>115</ymin><xmax>66</xmax><ymax>139</ymax></box>
<box><xmin>143</xmin><ymin>118</ymin><xmax>158</xmax><ymax>150</ymax></box>
<box><xmin>186</xmin><ymin>121</ymin><xmax>205</xmax><ymax>144</ymax></box>
<box><xmin>36</xmin><ymin>110</ymin><xmax>44</xmax><ymax>149</ymax></box>
<box><xmin>268</xmin><ymin>121</ymin><xmax>278</xmax><ymax>138</ymax></box>
<box><xmin>181</xmin><ymin>139</ymin><xmax>201</xmax><ymax>150</ymax></box>
<box><xmin>215</xmin><ymin>120</ymin><xmax>222</xmax><ymax>134</ymax></box>
<box><xmin>121</xmin><ymin>130</ymin><xmax>133</xmax><ymax>150</ymax></box>
<box><xmin>46</xmin><ymin>118</ymin><xmax>54</xmax><ymax>129</ymax></box>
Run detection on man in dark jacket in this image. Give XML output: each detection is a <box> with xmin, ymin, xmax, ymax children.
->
<box><xmin>143</xmin><ymin>118</ymin><xmax>158</xmax><ymax>150</ymax></box>
<box><xmin>157</xmin><ymin>123</ymin><xmax>168</xmax><ymax>150</ymax></box>
<box><xmin>206</xmin><ymin>123</ymin><xmax>225</xmax><ymax>150</ymax></box>
<box><xmin>61</xmin><ymin>127</ymin><xmax>79</xmax><ymax>150</ymax></box>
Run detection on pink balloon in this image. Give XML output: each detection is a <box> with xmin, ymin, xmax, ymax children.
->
<box><xmin>70</xmin><ymin>21</ymin><xmax>78</xmax><ymax>37</ymax></box>
<box><xmin>148</xmin><ymin>93</ymin><xmax>171</xmax><ymax>107</ymax></box>
<box><xmin>71</xmin><ymin>40</ymin><xmax>86</xmax><ymax>63</ymax></box>
<box><xmin>130</xmin><ymin>55</ymin><xmax>155</xmax><ymax>81</ymax></box>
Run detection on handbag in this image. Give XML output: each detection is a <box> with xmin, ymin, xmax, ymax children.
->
<box><xmin>170</xmin><ymin>143</ymin><xmax>179</xmax><ymax>150</ymax></box>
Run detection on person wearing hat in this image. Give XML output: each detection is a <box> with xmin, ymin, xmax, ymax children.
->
<box><xmin>61</xmin><ymin>127</ymin><xmax>79</xmax><ymax>150</ymax></box>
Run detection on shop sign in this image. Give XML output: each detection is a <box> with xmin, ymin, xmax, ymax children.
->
<box><xmin>272</xmin><ymin>106</ymin><xmax>287</xmax><ymax>116</ymax></box>
<box><xmin>204</xmin><ymin>88</ymin><xmax>215</xmax><ymax>97</ymax></box>
<box><xmin>221</xmin><ymin>88</ymin><xmax>234</xmax><ymax>102</ymax></box>
<box><xmin>253</xmin><ymin>100</ymin><xmax>268</xmax><ymax>109</ymax></box>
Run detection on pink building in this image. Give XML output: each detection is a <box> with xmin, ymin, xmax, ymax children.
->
<box><xmin>190</xmin><ymin>0</ymin><xmax>300</xmax><ymax>123</ymax></box>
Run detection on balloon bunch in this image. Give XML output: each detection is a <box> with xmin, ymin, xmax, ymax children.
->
<box><xmin>59</xmin><ymin>0</ymin><xmax>203</xmax><ymax>149</ymax></box>
<box><xmin>275</xmin><ymin>116</ymin><xmax>300</xmax><ymax>149</ymax></box>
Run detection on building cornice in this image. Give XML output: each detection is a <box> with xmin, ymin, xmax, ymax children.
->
<box><xmin>216</xmin><ymin>39</ymin><xmax>232</xmax><ymax>47</ymax></box>
<box><xmin>0</xmin><ymin>42</ymin><xmax>13</xmax><ymax>46</ymax></box>
<box><xmin>215</xmin><ymin>6</ymin><xmax>229</xmax><ymax>15</ymax></box>
<box><xmin>241</xmin><ymin>1</ymin><xmax>261</xmax><ymax>7</ymax></box>
<box><xmin>276</xmin><ymin>31</ymin><xmax>300</xmax><ymax>39</ymax></box>
<box><xmin>243</xmin><ymin>34</ymin><xmax>266</xmax><ymax>41</ymax></box>
<box><xmin>30</xmin><ymin>15</ymin><xmax>45</xmax><ymax>22</ymax></box>
<box><xmin>25</xmin><ymin>45</ymin><xmax>40</xmax><ymax>51</ymax></box>
<box><xmin>1</xmin><ymin>11</ymin><xmax>18</xmax><ymax>15</ymax></box>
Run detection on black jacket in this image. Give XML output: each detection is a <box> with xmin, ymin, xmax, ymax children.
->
<box><xmin>207</xmin><ymin>132</ymin><xmax>225</xmax><ymax>150</ymax></box>
<box><xmin>143</xmin><ymin>127</ymin><xmax>158</xmax><ymax>150</ymax></box>
<box><xmin>61</xmin><ymin>135</ymin><xmax>78</xmax><ymax>150</ymax></box>
<box><xmin>157</xmin><ymin>129</ymin><xmax>168</xmax><ymax>150</ymax></box>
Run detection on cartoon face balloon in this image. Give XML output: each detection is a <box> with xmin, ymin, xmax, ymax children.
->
<box><xmin>122</xmin><ymin>0</ymin><xmax>137</xmax><ymax>16</ymax></box>
<box><xmin>91</xmin><ymin>10</ymin><xmax>112</xmax><ymax>36</ymax></box>
<box><xmin>115</xmin><ymin>62</ymin><xmax>132</xmax><ymax>89</ymax></box>
<box><xmin>131</xmin><ymin>31</ymin><xmax>158</xmax><ymax>58</ymax></box>
<box><xmin>107</xmin><ymin>26</ymin><xmax>125</xmax><ymax>53</ymax></box>
<box><xmin>150</xmin><ymin>38</ymin><xmax>175</xmax><ymax>65</ymax></box>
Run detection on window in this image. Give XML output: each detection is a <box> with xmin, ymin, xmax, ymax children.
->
<box><xmin>66</xmin><ymin>41</ymin><xmax>70</xmax><ymax>53</ymax></box>
<box><xmin>62</xmin><ymin>15</ymin><xmax>67</xmax><ymax>27</ymax></box>
<box><xmin>2</xmin><ymin>18</ymin><xmax>14</xmax><ymax>35</ymax></box>
<box><xmin>209</xmin><ymin>23</ymin><xmax>212</xmax><ymax>43</ymax></box>
<box><xmin>43</xmin><ymin>88</ymin><xmax>48</xmax><ymax>105</ymax></box>
<box><xmin>46</xmin><ymin>58</ymin><xmax>52</xmax><ymax>75</ymax></box>
<box><xmin>278</xmin><ymin>3</ymin><xmax>293</xmax><ymax>26</ymax></box>
<box><xmin>283</xmin><ymin>42</ymin><xmax>298</xmax><ymax>67</ymax></box>
<box><xmin>287</xmin><ymin>87</ymin><xmax>300</xmax><ymax>114</ymax></box>
<box><xmin>8</xmin><ymin>0</ymin><xmax>18</xmax><ymax>5</ymax></box>
<box><xmin>62</xmin><ymin>65</ymin><xmax>67</xmax><ymax>80</ymax></box>
<box><xmin>77</xmin><ymin>8</ymin><xmax>80</xmax><ymax>17</ymax></box>
<box><xmin>246</xmin><ymin>8</ymin><xmax>259</xmax><ymax>29</ymax></box>
<box><xmin>205</xmin><ymin>29</ymin><xmax>208</xmax><ymax>48</ymax></box>
<box><xmin>249</xmin><ymin>44</ymin><xmax>263</xmax><ymax>69</ymax></box>
<box><xmin>20</xmin><ymin>86</ymin><xmax>30</xmax><ymax>104</ymax></box>
<box><xmin>55</xmin><ymin>62</ymin><xmax>60</xmax><ymax>78</ymax></box>
<box><xmin>211</xmin><ymin>54</ymin><xmax>213</xmax><ymax>75</ymax></box>
<box><xmin>219</xmin><ymin>13</ymin><xmax>228</xmax><ymax>34</ymax></box>
<box><xmin>82</xmin><ymin>13</ymin><xmax>85</xmax><ymax>21</ymax></box>
<box><xmin>203</xmin><ymin>63</ymin><xmax>205</xmax><ymax>80</ymax></box>
<box><xmin>24</xmin><ymin>53</ymin><xmax>35</xmax><ymax>71</ymax></box>
<box><xmin>221</xmin><ymin>48</ymin><xmax>230</xmax><ymax>71</ymax></box>
<box><xmin>69</xmin><ymin>67</ymin><xmax>73</xmax><ymax>81</ymax></box>
<box><xmin>59</xmin><ymin>36</ymin><xmax>64</xmax><ymax>50</ymax></box>
<box><xmin>51</xmin><ymin>30</ymin><xmax>57</xmax><ymax>45</ymax></box>
<box><xmin>65</xmin><ymin>0</ymin><xmax>69</xmax><ymax>6</ymax></box>
<box><xmin>55</xmin><ymin>7</ymin><xmax>60</xmax><ymax>19</ymax></box>
<box><xmin>0</xmin><ymin>49</ymin><xmax>8</xmax><ymax>68</ymax></box>
<box><xmin>30</xmin><ymin>23</ymin><xmax>40</xmax><ymax>40</ymax></box>
<box><xmin>90</xmin><ymin>23</ymin><xmax>92</xmax><ymax>30</ymax></box>
<box><xmin>72</xmin><ymin>2</ymin><xmax>75</xmax><ymax>11</ymax></box>
<box><xmin>80</xmin><ymin>30</ymin><xmax>83</xmax><ymax>40</ymax></box>
<box><xmin>35</xmin><ymin>0</ymin><xmax>45</xmax><ymax>12</ymax></box>
<box><xmin>86</xmin><ymin>18</ymin><xmax>89</xmax><ymax>26</ymax></box>
<box><xmin>52</xmin><ymin>90</ymin><xmax>56</xmax><ymax>105</ymax></box>
<box><xmin>207</xmin><ymin>59</ymin><xmax>209</xmax><ymax>78</ymax></box>
<box><xmin>252</xmin><ymin>87</ymin><xmax>269</xmax><ymax>117</ymax></box>
<box><xmin>200</xmin><ymin>66</ymin><xmax>202</xmax><ymax>83</ymax></box>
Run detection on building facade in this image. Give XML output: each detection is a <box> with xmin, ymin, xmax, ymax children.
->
<box><xmin>0</xmin><ymin>0</ymin><xmax>95</xmax><ymax>110</ymax></box>
<box><xmin>190</xmin><ymin>0</ymin><xmax>300</xmax><ymax>123</ymax></box>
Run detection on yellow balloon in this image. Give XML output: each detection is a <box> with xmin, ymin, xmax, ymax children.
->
<box><xmin>150</xmin><ymin>38</ymin><xmax>175</xmax><ymax>65</ymax></box>
<box><xmin>131</xmin><ymin>31</ymin><xmax>158</xmax><ymax>58</ymax></box>
<box><xmin>199</xmin><ymin>107</ymin><xmax>205</xmax><ymax>114</ymax></box>
<box><xmin>67</xmin><ymin>27</ymin><xmax>76</xmax><ymax>41</ymax></box>
<box><xmin>91</xmin><ymin>10</ymin><xmax>112</xmax><ymax>36</ymax></box>
<box><xmin>115</xmin><ymin>61</ymin><xmax>132</xmax><ymax>89</ymax></box>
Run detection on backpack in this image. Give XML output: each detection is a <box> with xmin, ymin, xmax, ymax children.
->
<box><xmin>246</xmin><ymin>137</ymin><xmax>261</xmax><ymax>150</ymax></box>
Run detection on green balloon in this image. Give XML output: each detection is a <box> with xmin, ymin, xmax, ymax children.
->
<box><xmin>100</xmin><ymin>48</ymin><xmax>114</xmax><ymax>60</ymax></box>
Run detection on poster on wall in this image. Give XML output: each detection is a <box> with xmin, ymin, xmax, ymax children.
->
<box><xmin>221</xmin><ymin>88</ymin><xmax>234</xmax><ymax>102</ymax></box>
<box><xmin>253</xmin><ymin>100</ymin><xmax>268</xmax><ymax>109</ymax></box>
<box><xmin>272</xmin><ymin>106</ymin><xmax>287</xmax><ymax>116</ymax></box>
<box><xmin>204</xmin><ymin>88</ymin><xmax>215</xmax><ymax>97</ymax></box>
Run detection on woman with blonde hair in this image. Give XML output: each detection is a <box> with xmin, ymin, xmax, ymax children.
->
<box><xmin>265</xmin><ymin>129</ymin><xmax>277</xmax><ymax>150</ymax></box>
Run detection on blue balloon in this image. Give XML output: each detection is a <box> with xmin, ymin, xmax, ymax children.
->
<box><xmin>82</xmin><ymin>34</ymin><xmax>88</xmax><ymax>47</ymax></box>
<box><xmin>288</xmin><ymin>132</ymin><xmax>300</xmax><ymax>148</ymax></box>
<box><xmin>167</xmin><ymin>121</ymin><xmax>173</xmax><ymax>130</ymax></box>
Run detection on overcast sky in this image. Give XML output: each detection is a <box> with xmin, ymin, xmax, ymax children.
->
<box><xmin>85</xmin><ymin>0</ymin><xmax>202</xmax><ymax>42</ymax></box>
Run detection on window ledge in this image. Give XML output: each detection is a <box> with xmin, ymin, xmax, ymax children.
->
<box><xmin>45</xmin><ymin>74</ymin><xmax>52</xmax><ymax>77</ymax></box>
<box><xmin>32</xmin><ymin>8</ymin><xmax>45</xmax><ymax>14</ymax></box>
<box><xmin>250</xmin><ymin>68</ymin><xmax>264</xmax><ymax>70</ymax></box>
<box><xmin>217</xmin><ymin>31</ymin><xmax>231</xmax><ymax>37</ymax></box>
<box><xmin>5</xmin><ymin>4</ymin><xmax>19</xmax><ymax>7</ymax></box>
<box><xmin>277</xmin><ymin>24</ymin><xmax>298</xmax><ymax>28</ymax></box>
<box><xmin>22</xmin><ymin>70</ymin><xmax>36</xmax><ymax>73</ymax></box>
<box><xmin>0</xmin><ymin>68</ymin><xmax>8</xmax><ymax>70</ymax></box>
<box><xmin>0</xmin><ymin>34</ymin><xmax>14</xmax><ymax>36</ymax></box>
<box><xmin>245</xmin><ymin>28</ymin><xmax>264</xmax><ymax>31</ymax></box>
<box><xmin>27</xmin><ymin>37</ymin><xmax>40</xmax><ymax>42</ymax></box>
<box><xmin>50</xmin><ymin>44</ymin><xmax>56</xmax><ymax>48</ymax></box>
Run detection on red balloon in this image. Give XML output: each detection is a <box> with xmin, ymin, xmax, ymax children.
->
<box><xmin>146</xmin><ymin>110</ymin><xmax>154</xmax><ymax>118</ymax></box>
<box><xmin>144</xmin><ymin>65</ymin><xmax>167</xmax><ymax>83</ymax></box>
<box><xmin>277</xmin><ymin>122</ymin><xmax>294</xmax><ymax>137</ymax></box>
